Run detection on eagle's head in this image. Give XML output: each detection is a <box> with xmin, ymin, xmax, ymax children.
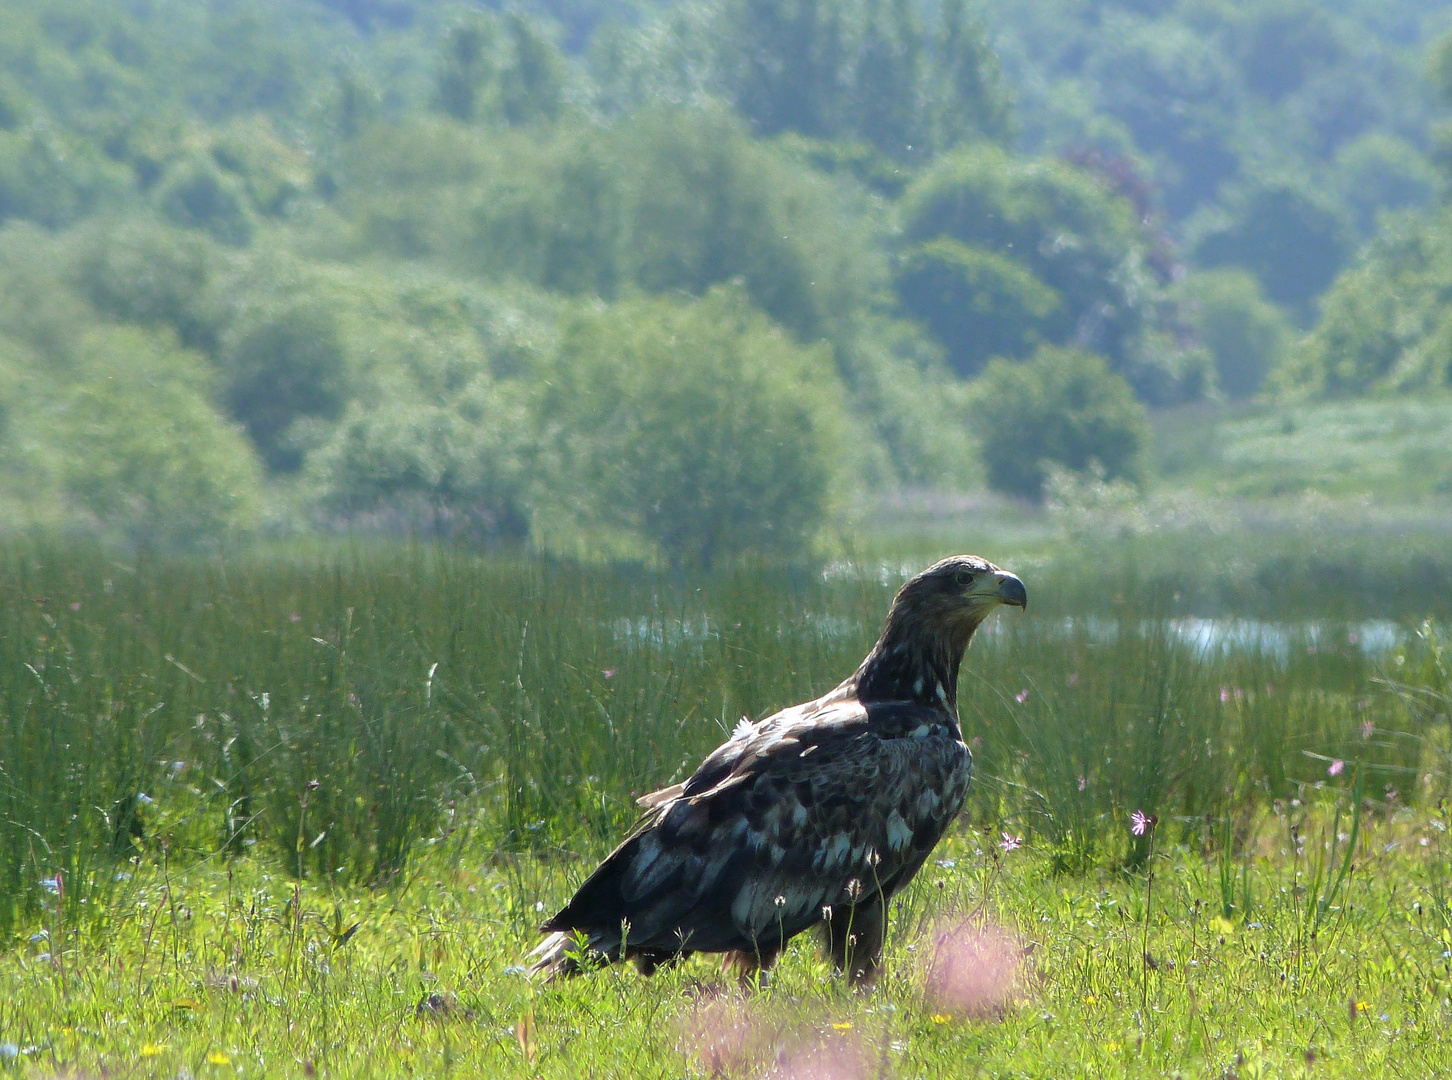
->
<box><xmin>855</xmin><ymin>554</ymin><xmax>1026</xmax><ymax>709</ymax></box>
<box><xmin>889</xmin><ymin>554</ymin><xmax>1027</xmax><ymax>631</ymax></box>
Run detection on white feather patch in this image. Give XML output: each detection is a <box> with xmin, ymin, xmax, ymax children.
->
<box><xmin>885</xmin><ymin>810</ymin><xmax>912</xmax><ymax>852</ymax></box>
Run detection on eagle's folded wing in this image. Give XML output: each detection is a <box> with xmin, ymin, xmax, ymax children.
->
<box><xmin>541</xmin><ymin>698</ymin><xmax>968</xmax><ymax>957</ymax></box>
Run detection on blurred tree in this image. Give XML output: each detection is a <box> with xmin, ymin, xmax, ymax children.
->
<box><xmin>1192</xmin><ymin>180</ymin><xmax>1351</xmax><ymax>318</ymax></box>
<box><xmin>1174</xmin><ymin>269</ymin><xmax>1291</xmax><ymax>400</ymax></box>
<box><xmin>499</xmin><ymin>13</ymin><xmax>567</xmax><ymax>126</ymax></box>
<box><xmin>307</xmin><ymin>374</ymin><xmax>534</xmax><ymax>541</ymax></box>
<box><xmin>971</xmin><ymin>346</ymin><xmax>1151</xmax><ymax>502</ymax></box>
<box><xmin>537</xmin><ymin>287</ymin><xmax>846</xmax><ymax>569</ymax></box>
<box><xmin>71</xmin><ymin>219</ymin><xmax>223</xmax><ymax>352</ymax></box>
<box><xmin>62</xmin><ymin>326</ymin><xmax>265</xmax><ymax>547</ymax></box>
<box><xmin>893</xmin><ymin>238</ymin><xmax>1058</xmax><ymax>376</ymax></box>
<box><xmin>437</xmin><ymin>16</ymin><xmax>501</xmax><ymax>122</ymax></box>
<box><xmin>930</xmin><ymin>0</ymin><xmax>1012</xmax><ymax>152</ymax></box>
<box><xmin>1225</xmin><ymin>0</ymin><xmax>1345</xmax><ymax>102</ymax></box>
<box><xmin>0</xmin><ymin>127</ymin><xmax>128</xmax><ymax>228</ymax></box>
<box><xmin>220</xmin><ymin>302</ymin><xmax>351</xmax><ymax>471</ymax></box>
<box><xmin>718</xmin><ymin>0</ymin><xmax>845</xmax><ymax>139</ymax></box>
<box><xmin>898</xmin><ymin>145</ymin><xmax>1164</xmax><ymax>388</ymax></box>
<box><xmin>1084</xmin><ymin>13</ymin><xmax>1241</xmax><ymax>216</ymax></box>
<box><xmin>153</xmin><ymin>153</ymin><xmax>255</xmax><ymax>246</ymax></box>
<box><xmin>1290</xmin><ymin>213</ymin><xmax>1452</xmax><ymax>396</ymax></box>
<box><xmin>710</xmin><ymin>0</ymin><xmax>1006</xmax><ymax>159</ymax></box>
<box><xmin>1333</xmin><ymin>133</ymin><xmax>1438</xmax><ymax>238</ymax></box>
<box><xmin>435</xmin><ymin>11</ymin><xmax>565</xmax><ymax>127</ymax></box>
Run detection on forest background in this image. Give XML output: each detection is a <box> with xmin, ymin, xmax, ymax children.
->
<box><xmin>3</xmin><ymin>0</ymin><xmax>1452</xmax><ymax>564</ymax></box>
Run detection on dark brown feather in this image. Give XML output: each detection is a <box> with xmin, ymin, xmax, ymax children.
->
<box><xmin>527</xmin><ymin>555</ymin><xmax>1024</xmax><ymax>983</ymax></box>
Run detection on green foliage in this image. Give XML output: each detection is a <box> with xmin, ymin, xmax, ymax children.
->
<box><xmin>220</xmin><ymin>302</ymin><xmax>351</xmax><ymax>471</ymax></box>
<box><xmin>899</xmin><ymin>146</ymin><xmax>1178</xmax><ymax>397</ymax></box>
<box><xmin>153</xmin><ymin>153</ymin><xmax>255</xmax><ymax>246</ymax></box>
<box><xmin>708</xmin><ymin>0</ymin><xmax>1010</xmax><ymax>158</ymax></box>
<box><xmin>70</xmin><ymin>218</ymin><xmax>223</xmax><ymax>351</ymax></box>
<box><xmin>971</xmin><ymin>346</ymin><xmax>1151</xmax><ymax>501</ymax></box>
<box><xmin>333</xmin><ymin>108</ymin><xmax>872</xmax><ymax>343</ymax></box>
<box><xmin>893</xmin><ymin>238</ymin><xmax>1059</xmax><ymax>377</ymax></box>
<box><xmin>1291</xmin><ymin>211</ymin><xmax>1452</xmax><ymax>396</ymax></box>
<box><xmin>1174</xmin><ymin>269</ymin><xmax>1291</xmax><ymax>400</ymax></box>
<box><xmin>0</xmin><ymin>126</ymin><xmax>128</xmax><ymax>227</ymax></box>
<box><xmin>434</xmin><ymin>11</ymin><xmax>566</xmax><ymax>127</ymax></box>
<box><xmin>306</xmin><ymin>377</ymin><xmax>534</xmax><ymax>541</ymax></box>
<box><xmin>60</xmin><ymin>327</ymin><xmax>265</xmax><ymax>546</ymax></box>
<box><xmin>1192</xmin><ymin>180</ymin><xmax>1351</xmax><ymax>318</ymax></box>
<box><xmin>538</xmin><ymin>288</ymin><xmax>847</xmax><ymax>568</ymax></box>
<box><xmin>1333</xmin><ymin>132</ymin><xmax>1438</xmax><ymax>237</ymax></box>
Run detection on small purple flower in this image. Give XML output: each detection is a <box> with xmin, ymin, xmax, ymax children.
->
<box><xmin>1328</xmin><ymin>760</ymin><xmax>1345</xmax><ymax>777</ymax></box>
<box><xmin>999</xmin><ymin>832</ymin><xmax>1022</xmax><ymax>853</ymax></box>
<box><xmin>1014</xmin><ymin>689</ymin><xmax>1029</xmax><ymax>704</ymax></box>
<box><xmin>69</xmin><ymin>602</ymin><xmax>81</xmax><ymax>612</ymax></box>
<box><xmin>1077</xmin><ymin>775</ymin><xmax>1087</xmax><ymax>792</ymax></box>
<box><xmin>1130</xmin><ymin>810</ymin><xmax>1157</xmax><ymax>837</ymax></box>
<box><xmin>1361</xmin><ymin>720</ymin><xmax>1374</xmax><ymax>740</ymax></box>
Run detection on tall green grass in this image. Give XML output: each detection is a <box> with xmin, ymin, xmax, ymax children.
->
<box><xmin>0</xmin><ymin>542</ymin><xmax>1443</xmax><ymax>940</ymax></box>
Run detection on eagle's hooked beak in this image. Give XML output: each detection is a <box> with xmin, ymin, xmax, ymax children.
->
<box><xmin>993</xmin><ymin>571</ymin><xmax>1027</xmax><ymax>610</ymax></box>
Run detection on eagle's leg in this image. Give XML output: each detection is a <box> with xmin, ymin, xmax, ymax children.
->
<box><xmin>722</xmin><ymin>942</ymin><xmax>783</xmax><ymax>986</ymax></box>
<box><xmin>630</xmin><ymin>948</ymin><xmax>690</xmax><ymax>976</ymax></box>
<box><xmin>824</xmin><ymin>896</ymin><xmax>887</xmax><ymax>986</ymax></box>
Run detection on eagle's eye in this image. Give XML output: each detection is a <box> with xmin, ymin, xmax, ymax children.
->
<box><xmin>954</xmin><ymin>568</ymin><xmax>975</xmax><ymax>587</ymax></box>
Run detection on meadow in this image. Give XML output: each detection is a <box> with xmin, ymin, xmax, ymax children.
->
<box><xmin>1</xmin><ymin>539</ymin><xmax>1451</xmax><ymax>1077</ymax></box>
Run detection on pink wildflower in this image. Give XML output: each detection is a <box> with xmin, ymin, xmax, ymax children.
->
<box><xmin>1328</xmin><ymin>760</ymin><xmax>1345</xmax><ymax>777</ymax></box>
<box><xmin>999</xmin><ymin>832</ymin><xmax>1022</xmax><ymax>853</ymax></box>
<box><xmin>602</xmin><ymin>669</ymin><xmax>616</xmax><ymax>679</ymax></box>
<box><xmin>1361</xmin><ymin>720</ymin><xmax>1374</xmax><ymax>740</ymax></box>
<box><xmin>1130</xmin><ymin>810</ymin><xmax>1157</xmax><ymax>836</ymax></box>
<box><xmin>1014</xmin><ymin>689</ymin><xmax>1029</xmax><ymax>704</ymax></box>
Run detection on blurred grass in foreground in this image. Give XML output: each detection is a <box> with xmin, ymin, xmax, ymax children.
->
<box><xmin>1</xmin><ymin>542</ymin><xmax>1450</xmax><ymax>939</ymax></box>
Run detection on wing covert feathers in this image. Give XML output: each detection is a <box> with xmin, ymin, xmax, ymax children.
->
<box><xmin>530</xmin><ymin>697</ymin><xmax>971</xmax><ymax>980</ymax></box>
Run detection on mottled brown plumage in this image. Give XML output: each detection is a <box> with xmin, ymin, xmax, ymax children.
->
<box><xmin>528</xmin><ymin>554</ymin><xmax>1026</xmax><ymax>984</ymax></box>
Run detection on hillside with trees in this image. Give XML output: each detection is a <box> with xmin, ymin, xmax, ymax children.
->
<box><xmin>0</xmin><ymin>0</ymin><xmax>1449</xmax><ymax>564</ymax></box>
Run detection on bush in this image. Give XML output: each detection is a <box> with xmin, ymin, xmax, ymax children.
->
<box><xmin>1174</xmin><ymin>270</ymin><xmax>1291</xmax><ymax>400</ymax></box>
<box><xmin>154</xmin><ymin>153</ymin><xmax>255</xmax><ymax>246</ymax></box>
<box><xmin>894</xmin><ymin>237</ymin><xmax>1059</xmax><ymax>376</ymax></box>
<box><xmin>898</xmin><ymin>145</ymin><xmax>1161</xmax><ymax>381</ymax></box>
<box><xmin>305</xmin><ymin>375</ymin><xmax>533</xmax><ymax>542</ymax></box>
<box><xmin>70</xmin><ymin>219</ymin><xmax>223</xmax><ymax>351</ymax></box>
<box><xmin>1289</xmin><ymin>212</ymin><xmax>1452</xmax><ymax>397</ymax></box>
<box><xmin>1191</xmin><ymin>180</ymin><xmax>1351</xmax><ymax>317</ymax></box>
<box><xmin>971</xmin><ymin>346</ymin><xmax>1150</xmax><ymax>501</ymax></box>
<box><xmin>220</xmin><ymin>301</ymin><xmax>350</xmax><ymax>470</ymax></box>
<box><xmin>61</xmin><ymin>326</ymin><xmax>265</xmax><ymax>546</ymax></box>
<box><xmin>537</xmin><ymin>288</ymin><xmax>847</xmax><ymax>568</ymax></box>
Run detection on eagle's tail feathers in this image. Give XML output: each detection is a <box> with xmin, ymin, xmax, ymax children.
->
<box><xmin>526</xmin><ymin>928</ymin><xmax>618</xmax><ymax>981</ymax></box>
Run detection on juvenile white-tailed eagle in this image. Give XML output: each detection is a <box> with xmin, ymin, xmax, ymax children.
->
<box><xmin>529</xmin><ymin>554</ymin><xmax>1026</xmax><ymax>984</ymax></box>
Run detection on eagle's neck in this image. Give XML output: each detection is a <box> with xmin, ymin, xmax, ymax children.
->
<box><xmin>849</xmin><ymin>608</ymin><xmax>982</xmax><ymax>717</ymax></box>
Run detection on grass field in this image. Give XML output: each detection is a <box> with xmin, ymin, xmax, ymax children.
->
<box><xmin>1152</xmin><ymin>396</ymin><xmax>1452</xmax><ymax>502</ymax></box>
<box><xmin>2</xmin><ymin>542</ymin><xmax>1452</xmax><ymax>1077</ymax></box>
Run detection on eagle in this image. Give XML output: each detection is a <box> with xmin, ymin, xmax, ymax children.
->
<box><xmin>528</xmin><ymin>554</ymin><xmax>1026</xmax><ymax>985</ymax></box>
